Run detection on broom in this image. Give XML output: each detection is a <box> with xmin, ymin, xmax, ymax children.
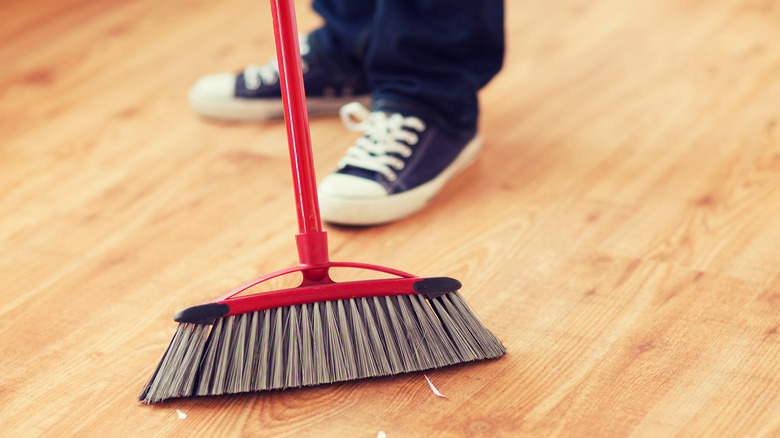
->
<box><xmin>139</xmin><ymin>0</ymin><xmax>505</xmax><ymax>404</ymax></box>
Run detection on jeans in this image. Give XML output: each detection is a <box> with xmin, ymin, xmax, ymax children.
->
<box><xmin>310</xmin><ymin>0</ymin><xmax>505</xmax><ymax>130</ymax></box>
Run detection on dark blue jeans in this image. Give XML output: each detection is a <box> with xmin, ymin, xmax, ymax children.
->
<box><xmin>310</xmin><ymin>0</ymin><xmax>505</xmax><ymax>130</ymax></box>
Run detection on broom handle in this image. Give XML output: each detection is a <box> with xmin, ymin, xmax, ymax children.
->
<box><xmin>270</xmin><ymin>0</ymin><xmax>330</xmax><ymax>268</ymax></box>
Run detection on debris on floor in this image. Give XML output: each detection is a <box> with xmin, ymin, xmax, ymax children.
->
<box><xmin>424</xmin><ymin>375</ymin><xmax>446</xmax><ymax>398</ymax></box>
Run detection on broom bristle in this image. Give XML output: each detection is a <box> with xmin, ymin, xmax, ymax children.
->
<box><xmin>139</xmin><ymin>291</ymin><xmax>505</xmax><ymax>404</ymax></box>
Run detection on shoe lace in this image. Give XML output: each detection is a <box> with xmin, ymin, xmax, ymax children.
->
<box><xmin>338</xmin><ymin>102</ymin><xmax>426</xmax><ymax>182</ymax></box>
<box><xmin>243</xmin><ymin>34</ymin><xmax>310</xmax><ymax>90</ymax></box>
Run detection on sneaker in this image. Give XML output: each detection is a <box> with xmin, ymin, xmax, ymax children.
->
<box><xmin>318</xmin><ymin>102</ymin><xmax>482</xmax><ymax>225</ymax></box>
<box><xmin>188</xmin><ymin>35</ymin><xmax>371</xmax><ymax>121</ymax></box>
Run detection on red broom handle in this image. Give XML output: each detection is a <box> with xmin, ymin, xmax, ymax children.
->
<box><xmin>270</xmin><ymin>0</ymin><xmax>329</xmax><ymax>268</ymax></box>
<box><xmin>271</xmin><ymin>0</ymin><xmax>321</xmax><ymax>234</ymax></box>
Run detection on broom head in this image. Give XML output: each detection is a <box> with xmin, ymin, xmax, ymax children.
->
<box><xmin>139</xmin><ymin>260</ymin><xmax>505</xmax><ymax>403</ymax></box>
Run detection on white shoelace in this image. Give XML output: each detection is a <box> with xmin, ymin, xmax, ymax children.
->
<box><xmin>243</xmin><ymin>34</ymin><xmax>310</xmax><ymax>90</ymax></box>
<box><xmin>338</xmin><ymin>102</ymin><xmax>426</xmax><ymax>182</ymax></box>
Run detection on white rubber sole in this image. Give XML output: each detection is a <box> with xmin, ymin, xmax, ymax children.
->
<box><xmin>188</xmin><ymin>89</ymin><xmax>372</xmax><ymax>122</ymax></box>
<box><xmin>318</xmin><ymin>135</ymin><xmax>483</xmax><ymax>226</ymax></box>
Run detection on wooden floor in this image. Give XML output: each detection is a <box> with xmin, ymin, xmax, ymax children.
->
<box><xmin>2</xmin><ymin>0</ymin><xmax>779</xmax><ymax>436</ymax></box>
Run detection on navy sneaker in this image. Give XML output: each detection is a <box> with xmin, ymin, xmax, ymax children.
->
<box><xmin>188</xmin><ymin>34</ymin><xmax>371</xmax><ymax>121</ymax></box>
<box><xmin>318</xmin><ymin>102</ymin><xmax>482</xmax><ymax>225</ymax></box>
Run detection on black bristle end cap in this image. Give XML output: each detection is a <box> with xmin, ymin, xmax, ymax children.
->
<box><xmin>173</xmin><ymin>303</ymin><xmax>230</xmax><ymax>325</ymax></box>
<box><xmin>413</xmin><ymin>277</ymin><xmax>462</xmax><ymax>299</ymax></box>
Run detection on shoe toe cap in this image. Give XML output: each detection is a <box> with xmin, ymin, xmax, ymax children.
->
<box><xmin>189</xmin><ymin>73</ymin><xmax>237</xmax><ymax>100</ymax></box>
<box><xmin>318</xmin><ymin>173</ymin><xmax>387</xmax><ymax>198</ymax></box>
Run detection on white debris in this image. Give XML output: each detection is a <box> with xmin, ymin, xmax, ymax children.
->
<box><xmin>424</xmin><ymin>374</ymin><xmax>446</xmax><ymax>398</ymax></box>
<box><xmin>176</xmin><ymin>409</ymin><xmax>187</xmax><ymax>420</ymax></box>
<box><xmin>377</xmin><ymin>431</ymin><xmax>387</xmax><ymax>438</ymax></box>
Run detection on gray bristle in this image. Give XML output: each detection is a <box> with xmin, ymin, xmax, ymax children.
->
<box><xmin>139</xmin><ymin>291</ymin><xmax>505</xmax><ymax>404</ymax></box>
<box><xmin>285</xmin><ymin>305</ymin><xmax>301</xmax><ymax>389</ymax></box>
<box><xmin>361</xmin><ymin>298</ymin><xmax>392</xmax><ymax>375</ymax></box>
<box><xmin>325</xmin><ymin>300</ymin><xmax>348</xmax><ymax>382</ymax></box>
<box><xmin>299</xmin><ymin>304</ymin><xmax>315</xmax><ymax>386</ymax></box>
<box><xmin>270</xmin><ymin>308</ymin><xmax>285</xmax><ymax>389</ymax></box>
<box><xmin>311</xmin><ymin>303</ymin><xmax>330</xmax><ymax>383</ymax></box>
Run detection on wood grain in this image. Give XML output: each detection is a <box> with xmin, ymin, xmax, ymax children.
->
<box><xmin>1</xmin><ymin>0</ymin><xmax>779</xmax><ymax>436</ymax></box>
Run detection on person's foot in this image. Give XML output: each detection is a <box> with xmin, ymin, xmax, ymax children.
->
<box><xmin>318</xmin><ymin>102</ymin><xmax>482</xmax><ymax>226</ymax></box>
<box><xmin>188</xmin><ymin>35</ymin><xmax>371</xmax><ymax>121</ymax></box>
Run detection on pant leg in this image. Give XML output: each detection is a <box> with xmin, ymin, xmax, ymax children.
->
<box><xmin>310</xmin><ymin>0</ymin><xmax>375</xmax><ymax>77</ymax></box>
<box><xmin>366</xmin><ymin>0</ymin><xmax>505</xmax><ymax>130</ymax></box>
